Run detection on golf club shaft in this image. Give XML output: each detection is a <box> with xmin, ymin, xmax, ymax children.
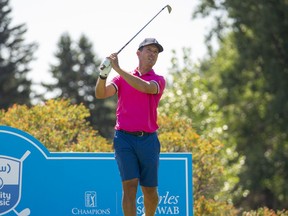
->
<box><xmin>117</xmin><ymin>5</ymin><xmax>171</xmax><ymax>54</ymax></box>
<box><xmin>100</xmin><ymin>5</ymin><xmax>171</xmax><ymax>70</ymax></box>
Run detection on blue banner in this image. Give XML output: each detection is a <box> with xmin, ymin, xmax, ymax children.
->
<box><xmin>0</xmin><ymin>126</ymin><xmax>193</xmax><ymax>216</ymax></box>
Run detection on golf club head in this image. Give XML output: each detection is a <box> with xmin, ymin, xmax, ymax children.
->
<box><xmin>13</xmin><ymin>208</ymin><xmax>31</xmax><ymax>216</ymax></box>
<box><xmin>18</xmin><ymin>208</ymin><xmax>31</xmax><ymax>216</ymax></box>
<box><xmin>166</xmin><ymin>5</ymin><xmax>172</xmax><ymax>13</ymax></box>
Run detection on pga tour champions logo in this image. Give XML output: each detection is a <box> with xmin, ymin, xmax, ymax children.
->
<box><xmin>0</xmin><ymin>151</ymin><xmax>30</xmax><ymax>216</ymax></box>
<box><xmin>71</xmin><ymin>191</ymin><xmax>111</xmax><ymax>215</ymax></box>
<box><xmin>85</xmin><ymin>192</ymin><xmax>97</xmax><ymax>208</ymax></box>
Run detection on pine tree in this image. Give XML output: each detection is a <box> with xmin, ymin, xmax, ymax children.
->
<box><xmin>0</xmin><ymin>0</ymin><xmax>37</xmax><ymax>109</ymax></box>
<box><xmin>46</xmin><ymin>33</ymin><xmax>116</xmax><ymax>138</ymax></box>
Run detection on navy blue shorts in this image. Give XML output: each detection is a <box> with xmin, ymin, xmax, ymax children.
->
<box><xmin>113</xmin><ymin>130</ymin><xmax>160</xmax><ymax>187</ymax></box>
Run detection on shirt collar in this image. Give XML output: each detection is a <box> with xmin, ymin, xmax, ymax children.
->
<box><xmin>133</xmin><ymin>68</ymin><xmax>155</xmax><ymax>77</ymax></box>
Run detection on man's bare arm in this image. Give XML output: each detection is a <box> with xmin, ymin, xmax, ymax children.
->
<box><xmin>115</xmin><ymin>68</ymin><xmax>158</xmax><ymax>94</ymax></box>
<box><xmin>95</xmin><ymin>78</ymin><xmax>116</xmax><ymax>99</ymax></box>
<box><xmin>108</xmin><ymin>53</ymin><xmax>158</xmax><ymax>94</ymax></box>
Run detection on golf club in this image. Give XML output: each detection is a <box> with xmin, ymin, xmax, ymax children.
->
<box><xmin>100</xmin><ymin>5</ymin><xmax>172</xmax><ymax>70</ymax></box>
<box><xmin>13</xmin><ymin>208</ymin><xmax>31</xmax><ymax>216</ymax></box>
<box><xmin>117</xmin><ymin>4</ymin><xmax>172</xmax><ymax>54</ymax></box>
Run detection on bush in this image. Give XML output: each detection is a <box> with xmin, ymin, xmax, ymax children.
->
<box><xmin>158</xmin><ymin>114</ymin><xmax>238</xmax><ymax>215</ymax></box>
<box><xmin>194</xmin><ymin>196</ymin><xmax>239</xmax><ymax>216</ymax></box>
<box><xmin>242</xmin><ymin>207</ymin><xmax>288</xmax><ymax>216</ymax></box>
<box><xmin>0</xmin><ymin>99</ymin><xmax>112</xmax><ymax>152</ymax></box>
<box><xmin>157</xmin><ymin>114</ymin><xmax>288</xmax><ymax>215</ymax></box>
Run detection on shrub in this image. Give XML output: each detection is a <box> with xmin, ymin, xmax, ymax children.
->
<box><xmin>242</xmin><ymin>207</ymin><xmax>288</xmax><ymax>216</ymax></box>
<box><xmin>158</xmin><ymin>114</ymin><xmax>238</xmax><ymax>215</ymax></box>
<box><xmin>194</xmin><ymin>196</ymin><xmax>238</xmax><ymax>216</ymax></box>
<box><xmin>0</xmin><ymin>99</ymin><xmax>112</xmax><ymax>152</ymax></box>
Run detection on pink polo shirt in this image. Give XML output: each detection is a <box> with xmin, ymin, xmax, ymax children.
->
<box><xmin>111</xmin><ymin>69</ymin><xmax>166</xmax><ymax>133</ymax></box>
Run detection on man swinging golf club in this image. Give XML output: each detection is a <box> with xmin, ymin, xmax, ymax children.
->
<box><xmin>95</xmin><ymin>38</ymin><xmax>166</xmax><ymax>216</ymax></box>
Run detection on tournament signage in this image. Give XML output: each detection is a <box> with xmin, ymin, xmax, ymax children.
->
<box><xmin>0</xmin><ymin>126</ymin><xmax>193</xmax><ymax>216</ymax></box>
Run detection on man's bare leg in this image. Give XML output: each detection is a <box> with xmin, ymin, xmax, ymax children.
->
<box><xmin>122</xmin><ymin>178</ymin><xmax>139</xmax><ymax>216</ymax></box>
<box><xmin>141</xmin><ymin>186</ymin><xmax>158</xmax><ymax>216</ymax></box>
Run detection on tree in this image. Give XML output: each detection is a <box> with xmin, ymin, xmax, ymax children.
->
<box><xmin>194</xmin><ymin>0</ymin><xmax>288</xmax><ymax>210</ymax></box>
<box><xmin>45</xmin><ymin>33</ymin><xmax>116</xmax><ymax>138</ymax></box>
<box><xmin>0</xmin><ymin>0</ymin><xmax>38</xmax><ymax>109</ymax></box>
<box><xmin>159</xmin><ymin>48</ymin><xmax>241</xmax><ymax>204</ymax></box>
<box><xmin>159</xmin><ymin>48</ymin><xmax>225</xmax><ymax>139</ymax></box>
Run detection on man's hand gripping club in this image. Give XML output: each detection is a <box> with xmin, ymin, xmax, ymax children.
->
<box><xmin>99</xmin><ymin>58</ymin><xmax>111</xmax><ymax>79</ymax></box>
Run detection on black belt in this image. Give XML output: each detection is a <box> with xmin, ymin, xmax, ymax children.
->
<box><xmin>119</xmin><ymin>130</ymin><xmax>153</xmax><ymax>137</ymax></box>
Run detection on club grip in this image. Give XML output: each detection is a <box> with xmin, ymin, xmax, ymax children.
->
<box><xmin>100</xmin><ymin>58</ymin><xmax>110</xmax><ymax>70</ymax></box>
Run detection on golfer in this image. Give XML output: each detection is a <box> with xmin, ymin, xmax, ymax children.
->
<box><xmin>95</xmin><ymin>38</ymin><xmax>166</xmax><ymax>216</ymax></box>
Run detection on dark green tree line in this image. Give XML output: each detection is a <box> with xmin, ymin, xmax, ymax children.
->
<box><xmin>0</xmin><ymin>0</ymin><xmax>37</xmax><ymax>109</ymax></box>
<box><xmin>44</xmin><ymin>33</ymin><xmax>116</xmax><ymax>138</ymax></box>
<box><xmin>194</xmin><ymin>0</ymin><xmax>288</xmax><ymax>211</ymax></box>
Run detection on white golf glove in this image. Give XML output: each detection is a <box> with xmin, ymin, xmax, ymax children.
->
<box><xmin>99</xmin><ymin>58</ymin><xmax>111</xmax><ymax>79</ymax></box>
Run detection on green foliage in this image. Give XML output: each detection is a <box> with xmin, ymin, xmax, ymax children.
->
<box><xmin>160</xmin><ymin>48</ymin><xmax>242</xmax><ymax>204</ymax></box>
<box><xmin>194</xmin><ymin>0</ymin><xmax>288</xmax><ymax>210</ymax></box>
<box><xmin>242</xmin><ymin>207</ymin><xmax>288</xmax><ymax>216</ymax></box>
<box><xmin>0</xmin><ymin>99</ymin><xmax>112</xmax><ymax>152</ymax></box>
<box><xmin>158</xmin><ymin>114</ymin><xmax>224</xmax><ymax>199</ymax></box>
<box><xmin>0</xmin><ymin>0</ymin><xmax>38</xmax><ymax>109</ymax></box>
<box><xmin>44</xmin><ymin>33</ymin><xmax>116</xmax><ymax>138</ymax></box>
<box><xmin>159</xmin><ymin>48</ymin><xmax>225</xmax><ymax>140</ymax></box>
<box><xmin>194</xmin><ymin>196</ymin><xmax>238</xmax><ymax>216</ymax></box>
<box><xmin>158</xmin><ymin>114</ymin><xmax>239</xmax><ymax>215</ymax></box>
<box><xmin>158</xmin><ymin>111</ymin><xmax>288</xmax><ymax>216</ymax></box>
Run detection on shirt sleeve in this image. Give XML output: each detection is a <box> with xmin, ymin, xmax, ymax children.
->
<box><xmin>110</xmin><ymin>75</ymin><xmax>121</xmax><ymax>89</ymax></box>
<box><xmin>154</xmin><ymin>75</ymin><xmax>166</xmax><ymax>95</ymax></box>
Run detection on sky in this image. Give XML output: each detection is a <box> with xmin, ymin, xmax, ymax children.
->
<box><xmin>10</xmin><ymin>0</ymin><xmax>211</xmax><ymax>88</ymax></box>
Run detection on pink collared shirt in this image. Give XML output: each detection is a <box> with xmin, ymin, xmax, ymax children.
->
<box><xmin>111</xmin><ymin>69</ymin><xmax>166</xmax><ymax>133</ymax></box>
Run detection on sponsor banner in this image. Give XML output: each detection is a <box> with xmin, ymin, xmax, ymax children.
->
<box><xmin>0</xmin><ymin>126</ymin><xmax>193</xmax><ymax>215</ymax></box>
